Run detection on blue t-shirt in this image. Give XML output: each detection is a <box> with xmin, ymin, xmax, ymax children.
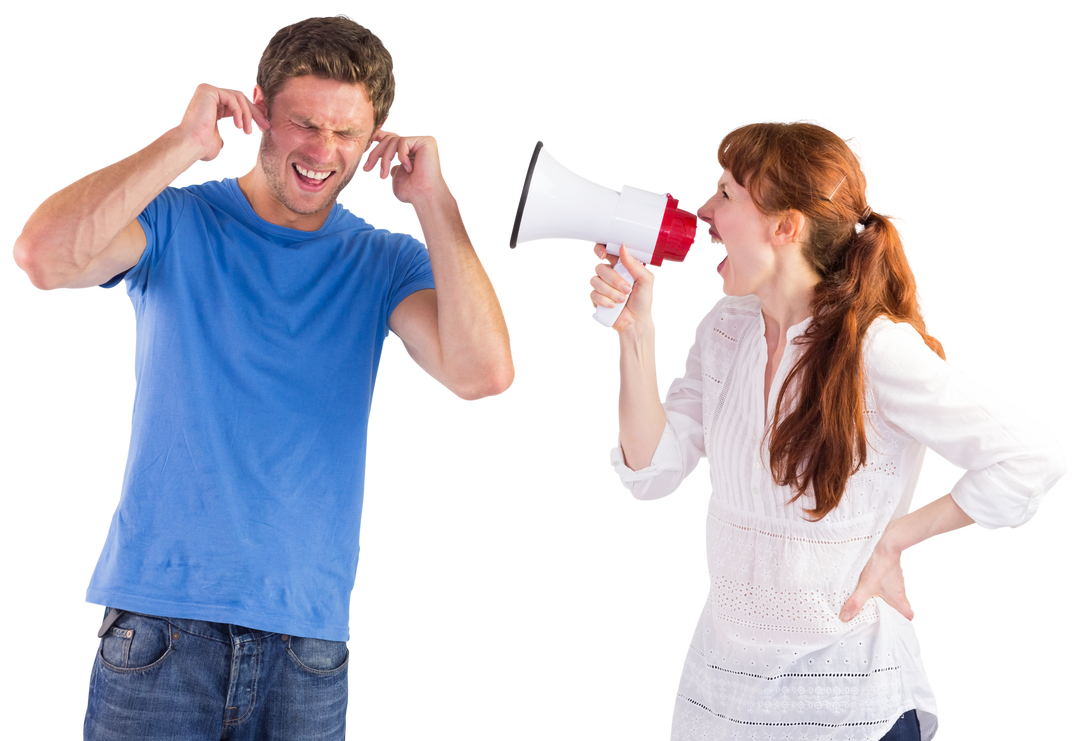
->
<box><xmin>87</xmin><ymin>179</ymin><xmax>435</xmax><ymax>640</ymax></box>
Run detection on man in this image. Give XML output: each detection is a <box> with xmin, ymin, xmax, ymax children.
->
<box><xmin>14</xmin><ymin>16</ymin><xmax>513</xmax><ymax>740</ymax></box>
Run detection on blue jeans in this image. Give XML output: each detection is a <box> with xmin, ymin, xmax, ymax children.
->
<box><xmin>880</xmin><ymin>709</ymin><xmax>921</xmax><ymax>741</ymax></box>
<box><xmin>84</xmin><ymin>610</ymin><xmax>348</xmax><ymax>741</ymax></box>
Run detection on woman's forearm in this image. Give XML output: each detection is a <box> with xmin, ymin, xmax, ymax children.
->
<box><xmin>618</xmin><ymin>319</ymin><xmax>668</xmax><ymax>470</ymax></box>
<box><xmin>882</xmin><ymin>493</ymin><xmax>975</xmax><ymax>556</ymax></box>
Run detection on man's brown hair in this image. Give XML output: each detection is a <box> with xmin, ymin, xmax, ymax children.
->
<box><xmin>257</xmin><ymin>16</ymin><xmax>395</xmax><ymax>127</ymax></box>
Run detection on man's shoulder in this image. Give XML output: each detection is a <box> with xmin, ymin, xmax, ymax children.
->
<box><xmin>144</xmin><ymin>179</ymin><xmax>232</xmax><ymax>218</ymax></box>
<box><xmin>162</xmin><ymin>178</ymin><xmax>232</xmax><ymax>202</ymax></box>
<box><xmin>330</xmin><ymin>207</ymin><xmax>424</xmax><ymax>251</ymax></box>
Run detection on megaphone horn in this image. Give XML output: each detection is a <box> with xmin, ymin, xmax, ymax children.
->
<box><xmin>510</xmin><ymin>141</ymin><xmax>696</xmax><ymax>327</ymax></box>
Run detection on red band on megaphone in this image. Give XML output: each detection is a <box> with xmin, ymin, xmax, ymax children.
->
<box><xmin>648</xmin><ymin>191</ymin><xmax>699</xmax><ymax>270</ymax></box>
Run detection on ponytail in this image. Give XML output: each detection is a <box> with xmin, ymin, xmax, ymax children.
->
<box><xmin>718</xmin><ymin>123</ymin><xmax>943</xmax><ymax>520</ymax></box>
<box><xmin>768</xmin><ymin>212</ymin><xmax>944</xmax><ymax>519</ymax></box>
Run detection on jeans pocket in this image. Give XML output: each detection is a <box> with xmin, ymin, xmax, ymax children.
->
<box><xmin>98</xmin><ymin>612</ymin><xmax>175</xmax><ymax>673</ymax></box>
<box><xmin>285</xmin><ymin>636</ymin><xmax>349</xmax><ymax>675</ymax></box>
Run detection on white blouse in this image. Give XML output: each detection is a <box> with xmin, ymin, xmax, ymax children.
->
<box><xmin>611</xmin><ymin>295</ymin><xmax>1065</xmax><ymax>741</ymax></box>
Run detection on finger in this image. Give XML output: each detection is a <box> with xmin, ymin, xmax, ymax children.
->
<box><xmin>840</xmin><ymin>588</ymin><xmax>870</xmax><ymax>622</ymax></box>
<box><xmin>218</xmin><ymin>93</ymin><xmax>238</xmax><ymax>129</ymax></box>
<box><xmin>362</xmin><ymin>141</ymin><xmax>380</xmax><ymax>173</ymax></box>
<box><xmin>369</xmin><ymin>126</ymin><xmax>399</xmax><ymax>155</ymax></box>
<box><xmin>595</xmin><ymin>258</ymin><xmax>625</xmax><ymax>282</ymax></box>
<box><xmin>364</xmin><ymin>137</ymin><xmax>394</xmax><ymax>172</ymax></box>
<box><xmin>893</xmin><ymin>593</ymin><xmax>914</xmax><ymax>621</ymax></box>
<box><xmin>236</xmin><ymin>93</ymin><xmax>254</xmax><ymax>135</ymax></box>
<box><xmin>231</xmin><ymin>95</ymin><xmax>244</xmax><ymax>131</ymax></box>
<box><xmin>252</xmin><ymin>100</ymin><xmax>270</xmax><ymax>131</ymax></box>
<box><xmin>254</xmin><ymin>111</ymin><xmax>269</xmax><ymax>131</ymax></box>
<box><xmin>594</xmin><ymin>243</ymin><xmax>619</xmax><ymax>265</ymax></box>
<box><xmin>619</xmin><ymin>246</ymin><xmax>653</xmax><ymax>282</ymax></box>
<box><xmin>233</xmin><ymin>96</ymin><xmax>249</xmax><ymax>134</ymax></box>
<box><xmin>379</xmin><ymin>139</ymin><xmax>402</xmax><ymax>179</ymax></box>
<box><xmin>386</xmin><ymin>135</ymin><xmax>414</xmax><ymax>179</ymax></box>
<box><xmin>398</xmin><ymin>138</ymin><xmax>418</xmax><ymax>173</ymax></box>
<box><xmin>590</xmin><ymin>273</ymin><xmax>629</xmax><ymax>308</ymax></box>
<box><xmin>216</xmin><ymin>90</ymin><xmax>243</xmax><ymax>130</ymax></box>
<box><xmin>590</xmin><ymin>271</ymin><xmax>627</xmax><ymax>303</ymax></box>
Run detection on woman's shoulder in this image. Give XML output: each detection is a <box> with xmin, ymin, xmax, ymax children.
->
<box><xmin>692</xmin><ymin>295</ymin><xmax>762</xmax><ymax>342</ymax></box>
<box><xmin>861</xmin><ymin>316</ymin><xmax>946</xmax><ymax>384</ymax></box>
<box><xmin>695</xmin><ymin>293</ymin><xmax>764</xmax><ymax>326</ymax></box>
<box><xmin>865</xmin><ymin>315</ymin><xmax>912</xmax><ymax>343</ymax></box>
<box><xmin>717</xmin><ymin>294</ymin><xmax>760</xmax><ymax>312</ymax></box>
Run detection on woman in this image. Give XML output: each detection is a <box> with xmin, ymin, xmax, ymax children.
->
<box><xmin>591</xmin><ymin>123</ymin><xmax>1064</xmax><ymax>740</ymax></box>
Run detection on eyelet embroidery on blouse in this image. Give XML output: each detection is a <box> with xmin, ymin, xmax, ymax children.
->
<box><xmin>660</xmin><ymin>303</ymin><xmax>932</xmax><ymax>739</ymax></box>
<box><xmin>702</xmin><ymin>308</ymin><xmax>759</xmax><ymax>445</ymax></box>
<box><xmin>712</xmin><ymin>575</ymin><xmax>877</xmax><ymax>634</ymax></box>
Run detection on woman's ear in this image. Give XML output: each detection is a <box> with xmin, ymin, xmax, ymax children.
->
<box><xmin>771</xmin><ymin>210</ymin><xmax>806</xmax><ymax>247</ymax></box>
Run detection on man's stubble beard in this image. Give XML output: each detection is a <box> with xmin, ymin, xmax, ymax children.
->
<box><xmin>258</xmin><ymin>131</ymin><xmax>359</xmax><ymax>216</ymax></box>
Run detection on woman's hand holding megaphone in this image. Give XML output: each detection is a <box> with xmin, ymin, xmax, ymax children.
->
<box><xmin>591</xmin><ymin>244</ymin><xmax>655</xmax><ymax>332</ymax></box>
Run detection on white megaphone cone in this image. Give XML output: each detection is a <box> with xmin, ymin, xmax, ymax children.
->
<box><xmin>510</xmin><ymin>142</ymin><xmax>697</xmax><ymax>327</ymax></box>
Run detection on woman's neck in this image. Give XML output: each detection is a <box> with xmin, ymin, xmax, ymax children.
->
<box><xmin>757</xmin><ymin>260</ymin><xmax>820</xmax><ymax>340</ymax></box>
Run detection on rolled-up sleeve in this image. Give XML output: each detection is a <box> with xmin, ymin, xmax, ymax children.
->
<box><xmin>611</xmin><ymin>316</ymin><xmax>709</xmax><ymax>500</ymax></box>
<box><xmin>865</xmin><ymin>320</ymin><xmax>1066</xmax><ymax>528</ymax></box>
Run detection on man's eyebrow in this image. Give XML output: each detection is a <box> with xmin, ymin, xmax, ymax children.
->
<box><xmin>294</xmin><ymin>116</ymin><xmax>364</xmax><ymax>137</ymax></box>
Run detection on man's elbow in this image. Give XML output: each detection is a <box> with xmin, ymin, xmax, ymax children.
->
<box><xmin>11</xmin><ymin>239</ymin><xmax>57</xmax><ymax>293</ymax></box>
<box><xmin>452</xmin><ymin>360</ymin><xmax>515</xmax><ymax>401</ymax></box>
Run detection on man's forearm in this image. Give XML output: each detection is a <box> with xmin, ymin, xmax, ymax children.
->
<box><xmin>412</xmin><ymin>189</ymin><xmax>513</xmax><ymax>398</ymax></box>
<box><xmin>15</xmin><ymin>129</ymin><xmax>203</xmax><ymax>289</ymax></box>
<box><xmin>882</xmin><ymin>493</ymin><xmax>975</xmax><ymax>556</ymax></box>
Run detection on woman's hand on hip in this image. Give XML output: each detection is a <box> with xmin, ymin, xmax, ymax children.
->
<box><xmin>840</xmin><ymin>525</ymin><xmax>914</xmax><ymax>622</ymax></box>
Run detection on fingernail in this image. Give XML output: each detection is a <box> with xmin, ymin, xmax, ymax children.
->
<box><xmin>840</xmin><ymin>611</ymin><xmax>850</xmax><ymax>622</ymax></box>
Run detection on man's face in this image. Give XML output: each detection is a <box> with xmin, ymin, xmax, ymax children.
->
<box><xmin>255</xmin><ymin>75</ymin><xmax>377</xmax><ymax>219</ymax></box>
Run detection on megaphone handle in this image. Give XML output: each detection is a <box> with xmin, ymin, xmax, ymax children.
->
<box><xmin>593</xmin><ymin>258</ymin><xmax>636</xmax><ymax>327</ymax></box>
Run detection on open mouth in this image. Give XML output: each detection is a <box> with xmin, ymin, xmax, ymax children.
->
<box><xmin>293</xmin><ymin>164</ymin><xmax>335</xmax><ymax>189</ymax></box>
<box><xmin>712</xmin><ymin>252</ymin><xmax>730</xmax><ymax>280</ymax></box>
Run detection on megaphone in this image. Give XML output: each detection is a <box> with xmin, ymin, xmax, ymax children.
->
<box><xmin>510</xmin><ymin>141</ymin><xmax>697</xmax><ymax>327</ymax></box>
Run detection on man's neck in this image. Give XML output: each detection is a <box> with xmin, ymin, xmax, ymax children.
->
<box><xmin>236</xmin><ymin>168</ymin><xmax>332</xmax><ymax>232</ymax></box>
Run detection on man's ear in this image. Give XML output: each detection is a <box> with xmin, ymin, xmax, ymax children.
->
<box><xmin>365</xmin><ymin>119</ymin><xmax>385</xmax><ymax>152</ymax></box>
<box><xmin>252</xmin><ymin>85</ymin><xmax>269</xmax><ymax>118</ymax></box>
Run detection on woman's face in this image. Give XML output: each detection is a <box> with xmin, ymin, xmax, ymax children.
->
<box><xmin>697</xmin><ymin>172</ymin><xmax>778</xmax><ymax>297</ymax></box>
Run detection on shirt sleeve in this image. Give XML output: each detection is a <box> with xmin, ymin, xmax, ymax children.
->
<box><xmin>864</xmin><ymin>319</ymin><xmax>1066</xmax><ymax>529</ymax></box>
<box><xmin>385</xmin><ymin>234</ymin><xmax>435</xmax><ymax>337</ymax></box>
<box><xmin>98</xmin><ymin>185</ymin><xmax>186</xmax><ymax>295</ymax></box>
<box><xmin>610</xmin><ymin>311</ymin><xmax>709</xmax><ymax>500</ymax></box>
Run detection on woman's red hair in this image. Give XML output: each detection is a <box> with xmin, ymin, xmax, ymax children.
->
<box><xmin>718</xmin><ymin>123</ymin><xmax>944</xmax><ymax>520</ymax></box>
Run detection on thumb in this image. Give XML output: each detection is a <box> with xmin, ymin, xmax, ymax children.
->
<box><xmin>840</xmin><ymin>588</ymin><xmax>870</xmax><ymax>623</ymax></box>
<box><xmin>619</xmin><ymin>246</ymin><xmax>652</xmax><ymax>282</ymax></box>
